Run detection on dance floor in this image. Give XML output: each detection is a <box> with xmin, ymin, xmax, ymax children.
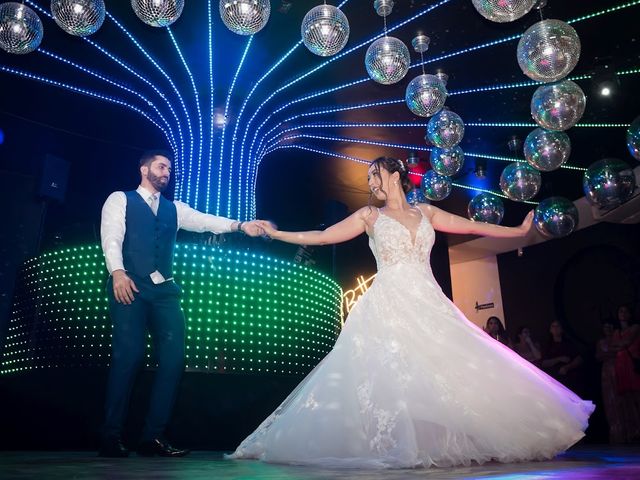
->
<box><xmin>1</xmin><ymin>446</ymin><xmax>639</xmax><ymax>480</ymax></box>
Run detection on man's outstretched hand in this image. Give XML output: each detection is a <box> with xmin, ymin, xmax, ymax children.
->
<box><xmin>241</xmin><ymin>220</ymin><xmax>268</xmax><ymax>237</ymax></box>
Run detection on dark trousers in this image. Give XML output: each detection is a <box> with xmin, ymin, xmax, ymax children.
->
<box><xmin>102</xmin><ymin>274</ymin><xmax>185</xmax><ymax>442</ymax></box>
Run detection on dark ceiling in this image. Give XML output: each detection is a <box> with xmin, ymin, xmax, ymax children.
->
<box><xmin>0</xmin><ymin>0</ymin><xmax>639</xmax><ymax>234</ymax></box>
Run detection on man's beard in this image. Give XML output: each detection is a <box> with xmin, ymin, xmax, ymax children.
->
<box><xmin>148</xmin><ymin>171</ymin><xmax>169</xmax><ymax>192</ymax></box>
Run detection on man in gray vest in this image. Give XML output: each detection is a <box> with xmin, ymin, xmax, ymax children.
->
<box><xmin>99</xmin><ymin>150</ymin><xmax>264</xmax><ymax>457</ymax></box>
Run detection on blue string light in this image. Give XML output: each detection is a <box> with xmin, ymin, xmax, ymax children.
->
<box><xmin>0</xmin><ymin>65</ymin><xmax>170</xmax><ymax>142</ymax></box>
<box><xmin>248</xmin><ymin>2</ymin><xmax>639</xmax><ymax>191</ymax></box>
<box><xmin>38</xmin><ymin>48</ymin><xmax>178</xmax><ymax>155</ymax></box>
<box><xmin>220</xmin><ymin>36</ymin><xmax>253</xmax><ymax>218</ymax></box>
<box><xmin>167</xmin><ymin>27</ymin><xmax>203</xmax><ymax>209</ymax></box>
<box><xmin>27</xmin><ymin>0</ymin><xmax>184</xmax><ymax>180</ymax></box>
<box><xmin>24</xmin><ymin>0</ymin><xmax>188</xmax><ymax>199</ymax></box>
<box><xmin>262</xmin><ymin>144</ymin><xmax>538</xmax><ymax>205</ymax></box>
<box><xmin>103</xmin><ymin>11</ymin><xmax>195</xmax><ymax>201</ymax></box>
<box><xmin>239</xmin><ymin>0</ymin><xmax>453</xmax><ymax>212</ymax></box>
<box><xmin>206</xmin><ymin>0</ymin><xmax>215</xmax><ymax>213</ymax></box>
<box><xmin>233</xmin><ymin>0</ymin><xmax>353</xmax><ymax>218</ymax></box>
<box><xmin>11</xmin><ymin>0</ymin><xmax>640</xmax><ymax>218</ymax></box>
<box><xmin>249</xmin><ymin>78</ymin><xmax>370</xmax><ymax>167</ymax></box>
<box><xmin>264</xmin><ymin>133</ymin><xmax>587</xmax><ymax>172</ymax></box>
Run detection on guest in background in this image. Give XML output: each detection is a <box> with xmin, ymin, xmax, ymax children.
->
<box><xmin>614</xmin><ymin>305</ymin><xmax>640</xmax><ymax>394</ymax></box>
<box><xmin>541</xmin><ymin>320</ymin><xmax>585</xmax><ymax>395</ymax></box>
<box><xmin>512</xmin><ymin>326</ymin><xmax>542</xmax><ymax>366</ymax></box>
<box><xmin>611</xmin><ymin>304</ymin><xmax>640</xmax><ymax>442</ymax></box>
<box><xmin>484</xmin><ymin>316</ymin><xmax>509</xmax><ymax>346</ymax></box>
<box><xmin>596</xmin><ymin>319</ymin><xmax>628</xmax><ymax>443</ymax></box>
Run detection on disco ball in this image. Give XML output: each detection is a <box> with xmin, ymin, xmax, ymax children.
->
<box><xmin>627</xmin><ymin>115</ymin><xmax>640</xmax><ymax>161</ymax></box>
<box><xmin>421</xmin><ymin>170</ymin><xmax>452</xmax><ymax>201</ymax></box>
<box><xmin>220</xmin><ymin>0</ymin><xmax>270</xmax><ymax>35</ymax></box>
<box><xmin>471</xmin><ymin>0</ymin><xmax>536</xmax><ymax>23</ymax></box>
<box><xmin>534</xmin><ymin>196</ymin><xmax>579</xmax><ymax>238</ymax></box>
<box><xmin>406</xmin><ymin>188</ymin><xmax>429</xmax><ymax>205</ymax></box>
<box><xmin>583</xmin><ymin>158</ymin><xmax>636</xmax><ymax>209</ymax></box>
<box><xmin>132</xmin><ymin>0</ymin><xmax>184</xmax><ymax>27</ymax></box>
<box><xmin>0</xmin><ymin>2</ymin><xmax>43</xmax><ymax>54</ymax></box>
<box><xmin>405</xmin><ymin>74</ymin><xmax>447</xmax><ymax>117</ymax></box>
<box><xmin>468</xmin><ymin>193</ymin><xmax>504</xmax><ymax>224</ymax></box>
<box><xmin>524</xmin><ymin>128</ymin><xmax>571</xmax><ymax>172</ymax></box>
<box><xmin>301</xmin><ymin>4</ymin><xmax>349</xmax><ymax>57</ymax></box>
<box><xmin>430</xmin><ymin>146</ymin><xmax>464</xmax><ymax>176</ymax></box>
<box><xmin>499</xmin><ymin>162</ymin><xmax>541</xmax><ymax>201</ymax></box>
<box><xmin>517</xmin><ymin>19</ymin><xmax>581</xmax><ymax>83</ymax></box>
<box><xmin>426</xmin><ymin>109</ymin><xmax>465</xmax><ymax>148</ymax></box>
<box><xmin>531</xmin><ymin>80</ymin><xmax>586</xmax><ymax>131</ymax></box>
<box><xmin>365</xmin><ymin>36</ymin><xmax>410</xmax><ymax>85</ymax></box>
<box><xmin>51</xmin><ymin>0</ymin><xmax>105</xmax><ymax>37</ymax></box>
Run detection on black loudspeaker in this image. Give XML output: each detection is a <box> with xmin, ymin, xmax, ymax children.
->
<box><xmin>38</xmin><ymin>154</ymin><xmax>70</xmax><ymax>202</ymax></box>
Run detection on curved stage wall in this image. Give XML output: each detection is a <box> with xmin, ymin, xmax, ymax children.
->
<box><xmin>1</xmin><ymin>243</ymin><xmax>342</xmax><ymax>376</ymax></box>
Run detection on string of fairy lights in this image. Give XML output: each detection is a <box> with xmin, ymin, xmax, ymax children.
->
<box><xmin>0</xmin><ymin>0</ymin><xmax>637</xmax><ymax>220</ymax></box>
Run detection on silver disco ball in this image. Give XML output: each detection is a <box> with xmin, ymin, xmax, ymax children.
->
<box><xmin>583</xmin><ymin>158</ymin><xmax>637</xmax><ymax>209</ymax></box>
<box><xmin>627</xmin><ymin>115</ymin><xmax>640</xmax><ymax>161</ymax></box>
<box><xmin>301</xmin><ymin>4</ymin><xmax>349</xmax><ymax>57</ymax></box>
<box><xmin>0</xmin><ymin>2</ymin><xmax>43</xmax><ymax>54</ymax></box>
<box><xmin>132</xmin><ymin>0</ymin><xmax>184</xmax><ymax>27</ymax></box>
<box><xmin>405</xmin><ymin>74</ymin><xmax>447</xmax><ymax>117</ymax></box>
<box><xmin>220</xmin><ymin>0</ymin><xmax>270</xmax><ymax>35</ymax></box>
<box><xmin>468</xmin><ymin>193</ymin><xmax>504</xmax><ymax>224</ymax></box>
<box><xmin>426</xmin><ymin>109</ymin><xmax>465</xmax><ymax>148</ymax></box>
<box><xmin>430</xmin><ymin>146</ymin><xmax>464</xmax><ymax>176</ymax></box>
<box><xmin>51</xmin><ymin>0</ymin><xmax>105</xmax><ymax>37</ymax></box>
<box><xmin>524</xmin><ymin>128</ymin><xmax>571</xmax><ymax>172</ymax></box>
<box><xmin>421</xmin><ymin>170</ymin><xmax>452</xmax><ymax>201</ymax></box>
<box><xmin>471</xmin><ymin>0</ymin><xmax>536</xmax><ymax>23</ymax></box>
<box><xmin>517</xmin><ymin>19</ymin><xmax>581</xmax><ymax>83</ymax></box>
<box><xmin>534</xmin><ymin>196</ymin><xmax>579</xmax><ymax>238</ymax></box>
<box><xmin>406</xmin><ymin>188</ymin><xmax>429</xmax><ymax>205</ymax></box>
<box><xmin>499</xmin><ymin>161</ymin><xmax>541</xmax><ymax>201</ymax></box>
<box><xmin>531</xmin><ymin>80</ymin><xmax>586</xmax><ymax>131</ymax></box>
<box><xmin>365</xmin><ymin>36</ymin><xmax>410</xmax><ymax>85</ymax></box>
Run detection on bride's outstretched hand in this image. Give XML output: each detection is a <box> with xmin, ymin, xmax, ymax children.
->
<box><xmin>518</xmin><ymin>210</ymin><xmax>534</xmax><ymax>235</ymax></box>
<box><xmin>255</xmin><ymin>220</ymin><xmax>278</xmax><ymax>238</ymax></box>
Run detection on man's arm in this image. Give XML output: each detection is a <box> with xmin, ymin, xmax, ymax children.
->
<box><xmin>174</xmin><ymin>201</ymin><xmax>263</xmax><ymax>236</ymax></box>
<box><xmin>101</xmin><ymin>192</ymin><xmax>139</xmax><ymax>304</ymax></box>
<box><xmin>101</xmin><ymin>192</ymin><xmax>127</xmax><ymax>273</ymax></box>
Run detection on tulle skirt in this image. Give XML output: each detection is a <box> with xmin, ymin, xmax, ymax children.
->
<box><xmin>228</xmin><ymin>263</ymin><xmax>594</xmax><ymax>468</ymax></box>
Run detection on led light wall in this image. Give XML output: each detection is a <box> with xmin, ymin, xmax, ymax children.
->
<box><xmin>1</xmin><ymin>244</ymin><xmax>342</xmax><ymax>376</ymax></box>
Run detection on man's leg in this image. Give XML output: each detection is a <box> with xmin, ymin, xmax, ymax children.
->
<box><xmin>138</xmin><ymin>280</ymin><xmax>188</xmax><ymax>456</ymax></box>
<box><xmin>101</xmin><ymin>277</ymin><xmax>148</xmax><ymax>454</ymax></box>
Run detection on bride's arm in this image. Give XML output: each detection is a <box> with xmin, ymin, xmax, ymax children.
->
<box><xmin>420</xmin><ymin>204</ymin><xmax>533</xmax><ymax>238</ymax></box>
<box><xmin>257</xmin><ymin>207</ymin><xmax>371</xmax><ymax>246</ymax></box>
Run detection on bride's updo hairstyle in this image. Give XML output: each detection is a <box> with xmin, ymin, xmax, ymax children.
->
<box><xmin>369</xmin><ymin>157</ymin><xmax>413</xmax><ymax>200</ymax></box>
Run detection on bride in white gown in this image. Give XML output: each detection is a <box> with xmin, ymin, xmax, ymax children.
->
<box><xmin>228</xmin><ymin>156</ymin><xmax>594</xmax><ymax>469</ymax></box>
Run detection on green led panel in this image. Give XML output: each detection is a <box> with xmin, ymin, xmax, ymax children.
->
<box><xmin>1</xmin><ymin>244</ymin><xmax>343</xmax><ymax>376</ymax></box>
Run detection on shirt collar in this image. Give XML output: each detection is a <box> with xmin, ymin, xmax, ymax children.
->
<box><xmin>137</xmin><ymin>185</ymin><xmax>159</xmax><ymax>201</ymax></box>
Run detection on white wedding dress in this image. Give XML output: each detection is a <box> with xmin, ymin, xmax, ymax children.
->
<box><xmin>228</xmin><ymin>208</ymin><xmax>594</xmax><ymax>468</ymax></box>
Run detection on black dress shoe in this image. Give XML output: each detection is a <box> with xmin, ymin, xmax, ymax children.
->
<box><xmin>98</xmin><ymin>437</ymin><xmax>130</xmax><ymax>458</ymax></box>
<box><xmin>137</xmin><ymin>438</ymin><xmax>190</xmax><ymax>457</ymax></box>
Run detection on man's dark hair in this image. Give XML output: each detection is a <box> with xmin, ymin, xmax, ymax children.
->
<box><xmin>139</xmin><ymin>149</ymin><xmax>174</xmax><ymax>168</ymax></box>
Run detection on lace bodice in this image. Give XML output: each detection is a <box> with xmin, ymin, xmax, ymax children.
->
<box><xmin>369</xmin><ymin>208</ymin><xmax>435</xmax><ymax>271</ymax></box>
